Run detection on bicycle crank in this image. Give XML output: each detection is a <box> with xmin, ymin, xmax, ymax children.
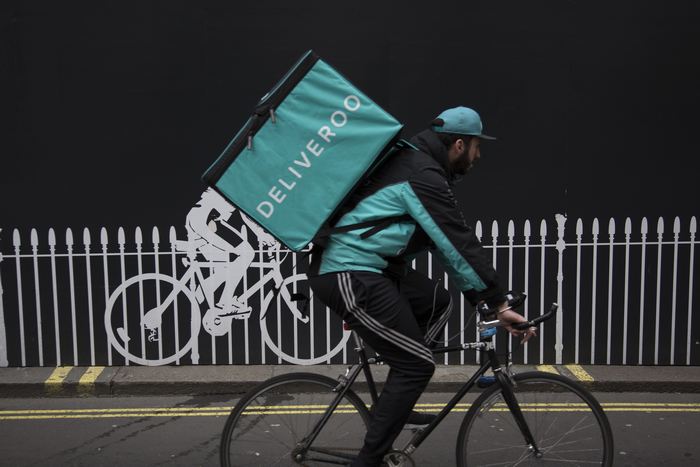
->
<box><xmin>383</xmin><ymin>450</ymin><xmax>415</xmax><ymax>467</ymax></box>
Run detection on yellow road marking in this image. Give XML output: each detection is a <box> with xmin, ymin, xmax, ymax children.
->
<box><xmin>0</xmin><ymin>412</ymin><xmax>231</xmax><ymax>421</ymax></box>
<box><xmin>3</xmin><ymin>405</ymin><xmax>700</xmax><ymax>421</ymax></box>
<box><xmin>78</xmin><ymin>367</ymin><xmax>105</xmax><ymax>394</ymax></box>
<box><xmin>44</xmin><ymin>367</ymin><xmax>73</xmax><ymax>394</ymax></box>
<box><xmin>536</xmin><ymin>365</ymin><xmax>559</xmax><ymax>374</ymax></box>
<box><xmin>2</xmin><ymin>402</ymin><xmax>698</xmax><ymax>418</ymax></box>
<box><xmin>565</xmin><ymin>364</ymin><xmax>595</xmax><ymax>381</ymax></box>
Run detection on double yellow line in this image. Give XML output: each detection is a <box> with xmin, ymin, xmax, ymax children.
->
<box><xmin>3</xmin><ymin>402</ymin><xmax>699</xmax><ymax>421</ymax></box>
<box><xmin>536</xmin><ymin>364</ymin><xmax>594</xmax><ymax>381</ymax></box>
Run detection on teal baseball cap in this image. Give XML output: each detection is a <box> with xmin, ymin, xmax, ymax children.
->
<box><xmin>432</xmin><ymin>106</ymin><xmax>496</xmax><ymax>140</ymax></box>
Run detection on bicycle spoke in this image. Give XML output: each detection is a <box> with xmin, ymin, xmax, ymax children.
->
<box><xmin>221</xmin><ymin>374</ymin><xmax>369</xmax><ymax>467</ymax></box>
<box><xmin>458</xmin><ymin>373</ymin><xmax>612</xmax><ymax>467</ymax></box>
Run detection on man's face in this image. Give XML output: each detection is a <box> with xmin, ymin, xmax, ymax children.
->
<box><xmin>449</xmin><ymin>137</ymin><xmax>481</xmax><ymax>175</ymax></box>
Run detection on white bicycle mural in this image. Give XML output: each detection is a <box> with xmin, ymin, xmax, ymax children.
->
<box><xmin>104</xmin><ymin>189</ymin><xmax>351</xmax><ymax>366</ymax></box>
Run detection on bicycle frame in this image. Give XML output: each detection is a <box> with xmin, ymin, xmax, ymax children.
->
<box><xmin>296</xmin><ymin>312</ymin><xmax>552</xmax><ymax>465</ymax></box>
<box><xmin>143</xmin><ymin>255</ymin><xmax>286</xmax><ymax>327</ymax></box>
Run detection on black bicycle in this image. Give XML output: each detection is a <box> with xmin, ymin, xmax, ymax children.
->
<box><xmin>220</xmin><ymin>294</ymin><xmax>614</xmax><ymax>466</ymax></box>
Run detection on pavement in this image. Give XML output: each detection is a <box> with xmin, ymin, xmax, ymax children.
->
<box><xmin>1</xmin><ymin>363</ymin><xmax>699</xmax><ymax>397</ymax></box>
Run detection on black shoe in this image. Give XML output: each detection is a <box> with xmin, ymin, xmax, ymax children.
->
<box><xmin>404</xmin><ymin>410</ymin><xmax>436</xmax><ymax>428</ymax></box>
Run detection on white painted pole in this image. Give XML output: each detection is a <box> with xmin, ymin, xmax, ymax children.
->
<box><xmin>152</xmin><ymin>227</ymin><xmax>163</xmax><ymax>362</ymax></box>
<box><xmin>670</xmin><ymin>217</ymin><xmax>680</xmax><ymax>364</ymax></box>
<box><xmin>687</xmin><ymin>217</ymin><xmax>697</xmax><ymax>365</ymax></box>
<box><xmin>654</xmin><ymin>218</ymin><xmax>665</xmax><ymax>365</ymax></box>
<box><xmin>30</xmin><ymin>229</ymin><xmax>43</xmax><ymax>366</ymax></box>
<box><xmin>168</xmin><ymin>227</ymin><xmax>181</xmax><ymax>365</ymax></box>
<box><xmin>0</xmin><ymin>230</ymin><xmax>8</xmax><ymax>367</ymax></box>
<box><xmin>638</xmin><ymin>218</ymin><xmax>648</xmax><ymax>365</ymax></box>
<box><xmin>83</xmin><ymin>228</ymin><xmax>96</xmax><ymax>366</ymax></box>
<box><xmin>606</xmin><ymin>218</ymin><xmax>615</xmax><ymax>365</ymax></box>
<box><xmin>66</xmin><ymin>228</ymin><xmax>78</xmax><ymax>366</ymax></box>
<box><xmin>101</xmin><ymin>228</ymin><xmax>112</xmax><ymax>366</ymax></box>
<box><xmin>117</xmin><ymin>227</ymin><xmax>128</xmax><ymax>365</ymax></box>
<box><xmin>523</xmin><ymin>220</ymin><xmax>531</xmax><ymax>364</ymax></box>
<box><xmin>13</xmin><ymin>230</ymin><xmax>26</xmax><ymax>366</ymax></box>
<box><xmin>591</xmin><ymin>219</ymin><xmax>599</xmax><ymax>364</ymax></box>
<box><xmin>539</xmin><ymin>220</ymin><xmax>547</xmax><ymax>365</ymax></box>
<box><xmin>622</xmin><ymin>219</ymin><xmax>632</xmax><ymax>365</ymax></box>
<box><xmin>48</xmin><ymin>228</ymin><xmax>60</xmax><ymax>366</ymax></box>
<box><xmin>555</xmin><ymin>214</ymin><xmax>566</xmax><ymax>364</ymax></box>
<box><xmin>575</xmin><ymin>219</ymin><xmax>583</xmax><ymax>364</ymax></box>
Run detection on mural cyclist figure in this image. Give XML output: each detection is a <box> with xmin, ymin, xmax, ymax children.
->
<box><xmin>308</xmin><ymin>106</ymin><xmax>538</xmax><ymax>467</ymax></box>
<box><xmin>181</xmin><ymin>188</ymin><xmax>279</xmax><ymax>336</ymax></box>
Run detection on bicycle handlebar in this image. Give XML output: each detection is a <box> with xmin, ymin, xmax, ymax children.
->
<box><xmin>477</xmin><ymin>291</ymin><xmax>558</xmax><ymax>333</ymax></box>
<box><xmin>511</xmin><ymin>303</ymin><xmax>558</xmax><ymax>331</ymax></box>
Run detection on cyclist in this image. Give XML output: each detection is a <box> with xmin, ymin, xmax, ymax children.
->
<box><xmin>182</xmin><ymin>188</ymin><xmax>278</xmax><ymax>336</ymax></box>
<box><xmin>308</xmin><ymin>106</ymin><xmax>536</xmax><ymax>467</ymax></box>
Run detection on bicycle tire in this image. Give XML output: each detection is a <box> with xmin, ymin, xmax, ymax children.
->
<box><xmin>456</xmin><ymin>371</ymin><xmax>613</xmax><ymax>467</ymax></box>
<box><xmin>220</xmin><ymin>372</ymin><xmax>371</xmax><ymax>466</ymax></box>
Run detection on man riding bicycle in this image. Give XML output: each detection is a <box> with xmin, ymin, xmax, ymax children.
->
<box><xmin>308</xmin><ymin>106</ymin><xmax>536</xmax><ymax>467</ymax></box>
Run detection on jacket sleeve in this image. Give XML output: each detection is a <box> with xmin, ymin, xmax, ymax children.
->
<box><xmin>400</xmin><ymin>168</ymin><xmax>506</xmax><ymax>307</ymax></box>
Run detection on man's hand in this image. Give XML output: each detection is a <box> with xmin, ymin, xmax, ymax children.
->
<box><xmin>495</xmin><ymin>302</ymin><xmax>537</xmax><ymax>344</ymax></box>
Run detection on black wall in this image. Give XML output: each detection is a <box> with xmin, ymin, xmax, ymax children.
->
<box><xmin>2</xmin><ymin>0</ymin><xmax>699</xmax><ymax>238</ymax></box>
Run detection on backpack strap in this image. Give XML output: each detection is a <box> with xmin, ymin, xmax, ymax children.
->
<box><xmin>314</xmin><ymin>214</ymin><xmax>413</xmax><ymax>242</ymax></box>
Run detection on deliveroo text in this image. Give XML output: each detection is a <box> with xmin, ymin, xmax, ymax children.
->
<box><xmin>256</xmin><ymin>94</ymin><xmax>361</xmax><ymax>219</ymax></box>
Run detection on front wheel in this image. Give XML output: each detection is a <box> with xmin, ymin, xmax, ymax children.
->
<box><xmin>220</xmin><ymin>372</ymin><xmax>371</xmax><ymax>466</ymax></box>
<box><xmin>456</xmin><ymin>371</ymin><xmax>613</xmax><ymax>467</ymax></box>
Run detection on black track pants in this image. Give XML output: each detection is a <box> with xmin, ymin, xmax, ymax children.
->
<box><xmin>308</xmin><ymin>270</ymin><xmax>453</xmax><ymax>467</ymax></box>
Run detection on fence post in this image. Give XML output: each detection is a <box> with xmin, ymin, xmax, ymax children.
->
<box><xmin>507</xmin><ymin>220</ymin><xmax>515</xmax><ymax>352</ymax></box>
<box><xmin>31</xmin><ymin>229</ymin><xmax>44</xmax><ymax>366</ymax></box>
<box><xmin>153</xmin><ymin>227</ymin><xmax>164</xmax><ymax>362</ymax></box>
<box><xmin>83</xmin><ymin>228</ymin><xmax>96</xmax><ymax>366</ymax></box>
<box><xmin>591</xmin><ymin>219</ymin><xmax>599</xmax><ymax>364</ymax></box>
<box><xmin>0</xmin><ymin>229</ymin><xmax>7</xmax><ymax>367</ymax></box>
<box><xmin>623</xmin><ymin>218</ymin><xmax>632</xmax><ymax>365</ymax></box>
<box><xmin>66</xmin><ymin>228</ymin><xmax>79</xmax><ymax>366</ymax></box>
<box><xmin>523</xmin><ymin>220</ymin><xmax>531</xmax><ymax>364</ymax></box>
<box><xmin>606</xmin><ymin>218</ymin><xmax>616</xmax><ymax>365</ymax></box>
<box><xmin>654</xmin><ymin>217</ymin><xmax>664</xmax><ymax>365</ymax></box>
<box><xmin>670</xmin><ymin>217</ymin><xmax>681</xmax><ymax>364</ymax></box>
<box><xmin>117</xmin><ymin>227</ymin><xmax>128</xmax><ymax>365</ymax></box>
<box><xmin>48</xmin><ymin>228</ymin><xmax>61</xmax><ymax>366</ymax></box>
<box><xmin>575</xmin><ymin>219</ymin><xmax>583</xmax><ymax>364</ymax></box>
<box><xmin>168</xmin><ymin>227</ymin><xmax>182</xmax><ymax>365</ymax></box>
<box><xmin>100</xmin><ymin>228</ymin><xmax>112</xmax><ymax>366</ymax></box>
<box><xmin>135</xmin><ymin>227</ymin><xmax>146</xmax><ymax>361</ymax></box>
<box><xmin>638</xmin><ymin>218</ymin><xmax>648</xmax><ymax>364</ymax></box>
<box><xmin>475</xmin><ymin>221</ymin><xmax>483</xmax><ymax>364</ymax></box>
<box><xmin>539</xmin><ymin>219</ymin><xmax>547</xmax><ymax>364</ymax></box>
<box><xmin>687</xmin><ymin>217</ymin><xmax>697</xmax><ymax>365</ymax></box>
<box><xmin>13</xmin><ymin>230</ymin><xmax>26</xmax><ymax>366</ymax></box>
<box><xmin>555</xmin><ymin>214</ymin><xmax>566</xmax><ymax>364</ymax></box>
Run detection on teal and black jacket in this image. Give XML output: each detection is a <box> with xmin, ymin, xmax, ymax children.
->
<box><xmin>317</xmin><ymin>129</ymin><xmax>506</xmax><ymax>307</ymax></box>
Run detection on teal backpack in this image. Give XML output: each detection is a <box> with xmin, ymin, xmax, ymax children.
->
<box><xmin>202</xmin><ymin>50</ymin><xmax>405</xmax><ymax>252</ymax></box>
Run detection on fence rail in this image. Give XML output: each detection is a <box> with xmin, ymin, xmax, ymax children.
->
<box><xmin>0</xmin><ymin>215</ymin><xmax>697</xmax><ymax>367</ymax></box>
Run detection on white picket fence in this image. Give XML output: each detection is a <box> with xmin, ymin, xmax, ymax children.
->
<box><xmin>0</xmin><ymin>215</ymin><xmax>697</xmax><ymax>367</ymax></box>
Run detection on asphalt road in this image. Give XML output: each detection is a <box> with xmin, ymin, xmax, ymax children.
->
<box><xmin>1</xmin><ymin>392</ymin><xmax>698</xmax><ymax>466</ymax></box>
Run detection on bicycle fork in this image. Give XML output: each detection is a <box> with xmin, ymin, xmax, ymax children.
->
<box><xmin>493</xmin><ymin>363</ymin><xmax>542</xmax><ymax>458</ymax></box>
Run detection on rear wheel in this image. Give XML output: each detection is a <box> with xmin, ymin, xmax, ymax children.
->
<box><xmin>221</xmin><ymin>372</ymin><xmax>371</xmax><ymax>466</ymax></box>
<box><xmin>456</xmin><ymin>371</ymin><xmax>613</xmax><ymax>466</ymax></box>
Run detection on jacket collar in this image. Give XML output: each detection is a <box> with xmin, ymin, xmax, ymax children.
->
<box><xmin>408</xmin><ymin>129</ymin><xmax>455</xmax><ymax>180</ymax></box>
